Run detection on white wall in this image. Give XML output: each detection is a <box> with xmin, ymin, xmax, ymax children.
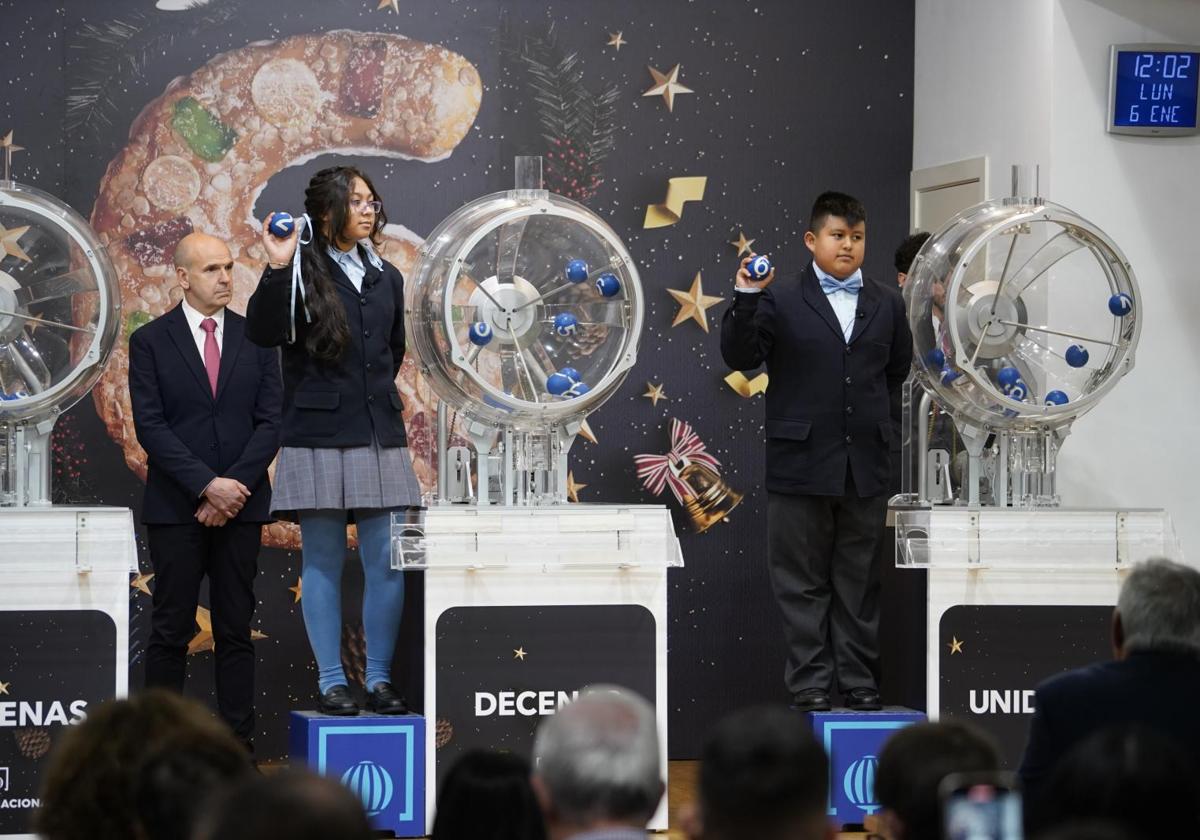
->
<box><xmin>913</xmin><ymin>0</ymin><xmax>1055</xmax><ymax>195</ymax></box>
<box><xmin>915</xmin><ymin>0</ymin><xmax>1200</xmax><ymax>557</ymax></box>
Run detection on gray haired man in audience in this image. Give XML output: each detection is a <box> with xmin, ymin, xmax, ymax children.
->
<box><xmin>531</xmin><ymin>685</ymin><xmax>664</xmax><ymax>840</ymax></box>
<box><xmin>1019</xmin><ymin>557</ymin><xmax>1200</xmax><ymax>820</ymax></box>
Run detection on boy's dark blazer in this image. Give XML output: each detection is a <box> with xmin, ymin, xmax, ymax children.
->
<box><xmin>720</xmin><ymin>262</ymin><xmax>913</xmax><ymax>497</ymax></box>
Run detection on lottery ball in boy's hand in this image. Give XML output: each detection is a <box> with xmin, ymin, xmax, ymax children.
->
<box><xmin>747</xmin><ymin>255</ymin><xmax>772</xmax><ymax>280</ymax></box>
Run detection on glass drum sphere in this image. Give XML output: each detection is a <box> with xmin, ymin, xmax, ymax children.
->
<box><xmin>406</xmin><ymin>190</ymin><xmax>643</xmax><ymax>432</ymax></box>
<box><xmin>904</xmin><ymin>197</ymin><xmax>1139</xmax><ymax>432</ymax></box>
<box><xmin>0</xmin><ymin>181</ymin><xmax>121</xmax><ymax>423</ymax></box>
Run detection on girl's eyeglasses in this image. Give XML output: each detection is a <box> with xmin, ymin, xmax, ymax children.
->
<box><xmin>350</xmin><ymin>199</ymin><xmax>382</xmax><ymax>213</ymax></box>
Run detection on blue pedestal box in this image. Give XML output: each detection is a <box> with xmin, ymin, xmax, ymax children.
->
<box><xmin>808</xmin><ymin>708</ymin><xmax>926</xmax><ymax>828</ymax></box>
<box><xmin>289</xmin><ymin>711</ymin><xmax>426</xmax><ymax>837</ymax></box>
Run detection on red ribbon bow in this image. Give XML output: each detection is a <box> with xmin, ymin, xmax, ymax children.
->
<box><xmin>634</xmin><ymin>418</ymin><xmax>722</xmax><ymax>504</ymax></box>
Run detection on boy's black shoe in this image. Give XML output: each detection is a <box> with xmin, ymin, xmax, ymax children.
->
<box><xmin>790</xmin><ymin>688</ymin><xmax>833</xmax><ymax>713</ymax></box>
<box><xmin>846</xmin><ymin>687</ymin><xmax>883</xmax><ymax>711</ymax></box>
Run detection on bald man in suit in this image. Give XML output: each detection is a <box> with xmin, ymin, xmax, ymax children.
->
<box><xmin>128</xmin><ymin>232</ymin><xmax>282</xmax><ymax>749</ymax></box>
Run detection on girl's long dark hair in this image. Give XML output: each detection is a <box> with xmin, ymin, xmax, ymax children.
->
<box><xmin>300</xmin><ymin>166</ymin><xmax>389</xmax><ymax>361</ymax></box>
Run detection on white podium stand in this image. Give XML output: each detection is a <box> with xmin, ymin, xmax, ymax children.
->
<box><xmin>893</xmin><ymin>505</ymin><xmax>1181</xmax><ymax>767</ymax></box>
<box><xmin>0</xmin><ymin>507</ymin><xmax>137</xmax><ymax>840</ymax></box>
<box><xmin>394</xmin><ymin>504</ymin><xmax>681</xmax><ymax>832</ymax></box>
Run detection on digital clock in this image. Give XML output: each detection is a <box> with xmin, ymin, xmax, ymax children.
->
<box><xmin>1108</xmin><ymin>43</ymin><xmax>1200</xmax><ymax>136</ymax></box>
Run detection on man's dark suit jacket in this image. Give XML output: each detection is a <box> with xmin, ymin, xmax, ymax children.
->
<box><xmin>1019</xmin><ymin>649</ymin><xmax>1200</xmax><ymax>817</ymax></box>
<box><xmin>128</xmin><ymin>304</ymin><xmax>282</xmax><ymax>524</ymax></box>
<box><xmin>720</xmin><ymin>263</ymin><xmax>913</xmax><ymax>497</ymax></box>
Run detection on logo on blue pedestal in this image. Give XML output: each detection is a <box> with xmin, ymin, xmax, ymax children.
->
<box><xmin>341</xmin><ymin>760</ymin><xmax>395</xmax><ymax>816</ymax></box>
<box><xmin>842</xmin><ymin>755</ymin><xmax>880</xmax><ymax>815</ymax></box>
<box><xmin>306</xmin><ymin>720</ymin><xmax>422</xmax><ymax>833</ymax></box>
<box><xmin>809</xmin><ymin>712</ymin><xmax>924</xmax><ymax>826</ymax></box>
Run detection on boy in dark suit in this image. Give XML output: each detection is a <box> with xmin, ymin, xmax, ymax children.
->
<box><xmin>721</xmin><ymin>192</ymin><xmax>913</xmax><ymax>711</ymax></box>
<box><xmin>128</xmin><ymin>232</ymin><xmax>282</xmax><ymax>748</ymax></box>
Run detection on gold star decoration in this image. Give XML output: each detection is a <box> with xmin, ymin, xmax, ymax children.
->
<box><xmin>0</xmin><ymin>680</ymin><xmax>9</xmax><ymax>695</ymax></box>
<box><xmin>642</xmin><ymin>64</ymin><xmax>693</xmax><ymax>112</ymax></box>
<box><xmin>729</xmin><ymin>230</ymin><xmax>756</xmax><ymax>257</ymax></box>
<box><xmin>724</xmin><ymin>371</ymin><xmax>769</xmax><ymax>397</ymax></box>
<box><xmin>513</xmin><ymin>647</ymin><xmax>527</xmax><ymax>661</ymax></box>
<box><xmin>376</xmin><ymin>0</ymin><xmax>399</xmax><ymax>11</ymax></box>
<box><xmin>188</xmin><ymin>607</ymin><xmax>267</xmax><ymax>654</ymax></box>
<box><xmin>288</xmin><ymin>577</ymin><xmax>303</xmax><ymax>604</ymax></box>
<box><xmin>579</xmin><ymin>419</ymin><xmax>598</xmax><ymax>445</ymax></box>
<box><xmin>567</xmin><ymin>471</ymin><xmax>587</xmax><ymax>503</ymax></box>
<box><xmin>668</xmin><ymin>271</ymin><xmax>725</xmax><ymax>333</ymax></box>
<box><xmin>0</xmin><ymin>223</ymin><xmax>32</xmax><ymax>263</ymax></box>
<box><xmin>130</xmin><ymin>572</ymin><xmax>155</xmax><ymax>597</ymax></box>
<box><xmin>607</xmin><ymin>31</ymin><xmax>626</xmax><ymax>50</ymax></box>
<box><xmin>643</xmin><ymin>382</ymin><xmax>667</xmax><ymax>406</ymax></box>
<box><xmin>188</xmin><ymin>608</ymin><xmax>214</xmax><ymax>655</ymax></box>
<box><xmin>948</xmin><ymin>636</ymin><xmax>964</xmax><ymax>655</ymax></box>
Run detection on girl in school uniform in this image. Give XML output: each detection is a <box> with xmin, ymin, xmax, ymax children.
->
<box><xmin>248</xmin><ymin>165</ymin><xmax>420</xmax><ymax>715</ymax></box>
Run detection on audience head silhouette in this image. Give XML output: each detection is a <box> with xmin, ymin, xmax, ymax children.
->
<box><xmin>531</xmin><ymin>685</ymin><xmax>663</xmax><ymax>840</ymax></box>
<box><xmin>1113</xmin><ymin>557</ymin><xmax>1200</xmax><ymax>658</ymax></box>
<box><xmin>35</xmin><ymin>690</ymin><xmax>251</xmax><ymax>840</ymax></box>
<box><xmin>683</xmin><ymin>704</ymin><xmax>832</xmax><ymax>840</ymax></box>
<box><xmin>134</xmin><ymin>730</ymin><xmax>256</xmax><ymax>840</ymax></box>
<box><xmin>432</xmin><ymin>749</ymin><xmax>546</xmax><ymax>840</ymax></box>
<box><xmin>1038</xmin><ymin>723</ymin><xmax>1200</xmax><ymax>839</ymax></box>
<box><xmin>194</xmin><ymin>769</ymin><xmax>374</xmax><ymax>840</ymax></box>
<box><xmin>874</xmin><ymin>720</ymin><xmax>1000</xmax><ymax>840</ymax></box>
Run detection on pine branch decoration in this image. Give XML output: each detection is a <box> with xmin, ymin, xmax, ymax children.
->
<box><xmin>499</xmin><ymin>15</ymin><xmax>620</xmax><ymax>202</ymax></box>
<box><xmin>66</xmin><ymin>0</ymin><xmax>244</xmax><ymax>136</ymax></box>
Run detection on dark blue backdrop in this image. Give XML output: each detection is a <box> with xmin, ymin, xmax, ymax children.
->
<box><xmin>0</xmin><ymin>0</ymin><xmax>914</xmax><ymax>760</ymax></box>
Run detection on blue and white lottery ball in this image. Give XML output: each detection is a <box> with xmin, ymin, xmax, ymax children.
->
<box><xmin>1065</xmin><ymin>344</ymin><xmax>1089</xmax><ymax>368</ymax></box>
<box><xmin>1045</xmin><ymin>390</ymin><xmax>1070</xmax><ymax>406</ymax></box>
<box><xmin>546</xmin><ymin>372</ymin><xmax>573</xmax><ymax>395</ymax></box>
<box><xmin>268</xmin><ymin>212</ymin><xmax>295</xmax><ymax>238</ymax></box>
<box><xmin>1108</xmin><ymin>293</ymin><xmax>1133</xmax><ymax>317</ymax></box>
<box><xmin>565</xmin><ymin>381</ymin><xmax>591</xmax><ymax>398</ymax></box>
<box><xmin>997</xmin><ymin>367</ymin><xmax>1022</xmax><ymax>388</ymax></box>
<box><xmin>925</xmin><ymin>348</ymin><xmax>946</xmax><ymax>368</ymax></box>
<box><xmin>559</xmin><ymin>366</ymin><xmax>581</xmax><ymax>383</ymax></box>
<box><xmin>553</xmin><ymin>313</ymin><xmax>579</xmax><ymax>337</ymax></box>
<box><xmin>565</xmin><ymin>259</ymin><xmax>589</xmax><ymax>283</ymax></box>
<box><xmin>746</xmin><ymin>255</ymin><xmax>772</xmax><ymax>280</ymax></box>
<box><xmin>1006</xmin><ymin>381</ymin><xmax>1029</xmax><ymax>401</ymax></box>
<box><xmin>940</xmin><ymin>367</ymin><xmax>961</xmax><ymax>385</ymax></box>
<box><xmin>595</xmin><ymin>273</ymin><xmax>621</xmax><ymax>297</ymax></box>
<box><xmin>468</xmin><ymin>321</ymin><xmax>493</xmax><ymax>346</ymax></box>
